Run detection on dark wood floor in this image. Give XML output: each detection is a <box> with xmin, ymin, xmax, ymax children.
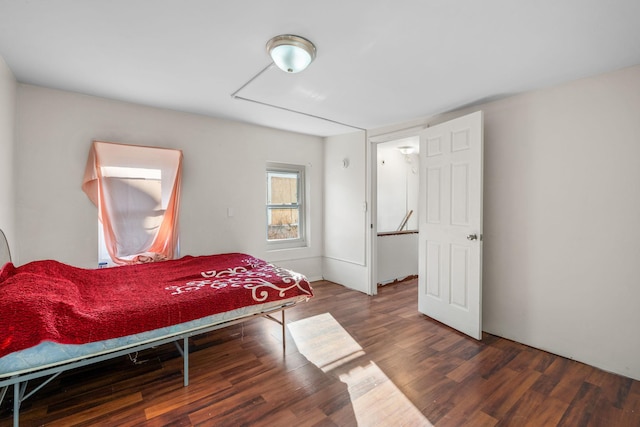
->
<box><xmin>2</xmin><ymin>279</ymin><xmax>639</xmax><ymax>426</ymax></box>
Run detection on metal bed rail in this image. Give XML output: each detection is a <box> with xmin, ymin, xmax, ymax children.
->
<box><xmin>1</xmin><ymin>302</ymin><xmax>293</xmax><ymax>427</ymax></box>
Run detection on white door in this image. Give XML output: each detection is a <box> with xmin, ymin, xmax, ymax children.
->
<box><xmin>418</xmin><ymin>111</ymin><xmax>483</xmax><ymax>339</ymax></box>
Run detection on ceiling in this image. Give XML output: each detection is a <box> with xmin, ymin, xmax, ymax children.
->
<box><xmin>1</xmin><ymin>1</ymin><xmax>639</xmax><ymax>137</ymax></box>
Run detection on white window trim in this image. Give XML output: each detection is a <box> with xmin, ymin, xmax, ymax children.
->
<box><xmin>266</xmin><ymin>162</ymin><xmax>307</xmax><ymax>250</ymax></box>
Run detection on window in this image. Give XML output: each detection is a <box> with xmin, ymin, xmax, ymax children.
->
<box><xmin>266</xmin><ymin>163</ymin><xmax>306</xmax><ymax>249</ymax></box>
<box><xmin>82</xmin><ymin>141</ymin><xmax>183</xmax><ymax>266</ymax></box>
<box><xmin>97</xmin><ymin>167</ymin><xmax>163</xmax><ymax>266</ymax></box>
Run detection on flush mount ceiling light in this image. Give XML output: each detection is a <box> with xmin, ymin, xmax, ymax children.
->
<box><xmin>397</xmin><ymin>146</ymin><xmax>416</xmax><ymax>155</ymax></box>
<box><xmin>267</xmin><ymin>34</ymin><xmax>317</xmax><ymax>73</ymax></box>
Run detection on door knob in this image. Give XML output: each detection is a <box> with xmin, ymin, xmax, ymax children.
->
<box><xmin>467</xmin><ymin>234</ymin><xmax>478</xmax><ymax>241</ymax></box>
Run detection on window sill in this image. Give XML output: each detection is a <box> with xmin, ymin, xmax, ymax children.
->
<box><xmin>266</xmin><ymin>240</ymin><xmax>308</xmax><ymax>252</ymax></box>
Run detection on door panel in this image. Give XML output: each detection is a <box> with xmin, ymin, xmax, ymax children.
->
<box><xmin>450</xmin><ymin>244</ymin><xmax>470</xmax><ymax>309</ymax></box>
<box><xmin>425</xmin><ymin>241</ymin><xmax>441</xmax><ymax>298</ymax></box>
<box><xmin>426</xmin><ymin>167</ymin><xmax>442</xmax><ymax>223</ymax></box>
<box><xmin>418</xmin><ymin>111</ymin><xmax>483</xmax><ymax>340</ymax></box>
<box><xmin>451</xmin><ymin>163</ymin><xmax>470</xmax><ymax>225</ymax></box>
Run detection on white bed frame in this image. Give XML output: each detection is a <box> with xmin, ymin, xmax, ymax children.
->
<box><xmin>0</xmin><ymin>231</ymin><xmax>297</xmax><ymax>427</ymax></box>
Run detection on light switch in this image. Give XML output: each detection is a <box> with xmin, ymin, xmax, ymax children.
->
<box><xmin>227</xmin><ymin>207</ymin><xmax>234</xmax><ymax>217</ymax></box>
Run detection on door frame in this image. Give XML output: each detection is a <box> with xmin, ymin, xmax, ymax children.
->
<box><xmin>366</xmin><ymin>125</ymin><xmax>427</xmax><ymax>295</ymax></box>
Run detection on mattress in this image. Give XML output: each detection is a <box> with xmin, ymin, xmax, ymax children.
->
<box><xmin>0</xmin><ymin>294</ymin><xmax>305</xmax><ymax>378</ymax></box>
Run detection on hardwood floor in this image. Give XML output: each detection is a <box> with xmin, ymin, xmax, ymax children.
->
<box><xmin>2</xmin><ymin>279</ymin><xmax>638</xmax><ymax>426</ymax></box>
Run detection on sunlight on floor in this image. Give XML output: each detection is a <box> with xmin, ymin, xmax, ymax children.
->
<box><xmin>289</xmin><ymin>313</ymin><xmax>432</xmax><ymax>426</ymax></box>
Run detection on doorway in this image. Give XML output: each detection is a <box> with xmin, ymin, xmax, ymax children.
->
<box><xmin>376</xmin><ymin>137</ymin><xmax>420</xmax><ymax>286</ymax></box>
<box><xmin>368</xmin><ymin>128</ymin><xmax>423</xmax><ymax>295</ymax></box>
<box><xmin>366</xmin><ymin>111</ymin><xmax>483</xmax><ymax>340</ymax></box>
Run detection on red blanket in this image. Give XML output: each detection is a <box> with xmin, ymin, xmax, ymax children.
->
<box><xmin>0</xmin><ymin>253</ymin><xmax>313</xmax><ymax>358</ymax></box>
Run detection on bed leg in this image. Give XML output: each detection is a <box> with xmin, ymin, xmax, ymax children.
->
<box><xmin>282</xmin><ymin>310</ymin><xmax>286</xmax><ymax>352</ymax></box>
<box><xmin>13</xmin><ymin>381</ymin><xmax>20</xmax><ymax>427</ymax></box>
<box><xmin>183</xmin><ymin>337</ymin><xmax>189</xmax><ymax>387</ymax></box>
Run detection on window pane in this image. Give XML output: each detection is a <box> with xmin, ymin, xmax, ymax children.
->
<box><xmin>268</xmin><ymin>172</ymin><xmax>298</xmax><ymax>204</ymax></box>
<box><xmin>99</xmin><ymin>167</ymin><xmax>165</xmax><ymax>263</ymax></box>
<box><xmin>267</xmin><ymin>208</ymin><xmax>299</xmax><ymax>240</ymax></box>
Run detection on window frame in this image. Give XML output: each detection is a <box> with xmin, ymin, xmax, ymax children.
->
<box><xmin>266</xmin><ymin>162</ymin><xmax>307</xmax><ymax>250</ymax></box>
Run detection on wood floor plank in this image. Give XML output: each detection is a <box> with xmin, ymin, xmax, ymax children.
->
<box><xmin>480</xmin><ymin>368</ymin><xmax>542</xmax><ymax>419</ymax></box>
<box><xmin>1</xmin><ymin>279</ymin><xmax>639</xmax><ymax>426</ymax></box>
<box><xmin>522</xmin><ymin>396</ymin><xmax>568</xmax><ymax>427</ymax></box>
<box><xmin>619</xmin><ymin>391</ymin><xmax>640</xmax><ymax>426</ymax></box>
<box><xmin>587</xmin><ymin>368</ymin><xmax>634</xmax><ymax>409</ymax></box>
<box><xmin>549</xmin><ymin>359</ymin><xmax>596</xmax><ymax>405</ymax></box>
<box><xmin>557</xmin><ymin>381</ymin><xmax>602</xmax><ymax>426</ymax></box>
<box><xmin>47</xmin><ymin>393</ymin><xmax>144</xmax><ymax>426</ymax></box>
<box><xmin>445</xmin><ymin>346</ymin><xmax>503</xmax><ymax>383</ymax></box>
<box><xmin>495</xmin><ymin>389</ymin><xmax>547</xmax><ymax>426</ymax></box>
<box><xmin>287</xmin><ymin>381</ymin><xmax>351</xmax><ymax>421</ymax></box>
<box><xmin>143</xmin><ymin>375</ymin><xmax>234</xmax><ymax>420</ymax></box>
<box><xmin>438</xmin><ymin>409</ymin><xmax>498</xmax><ymax>427</ymax></box>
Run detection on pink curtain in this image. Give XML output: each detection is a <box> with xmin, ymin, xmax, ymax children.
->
<box><xmin>82</xmin><ymin>141</ymin><xmax>183</xmax><ymax>265</ymax></box>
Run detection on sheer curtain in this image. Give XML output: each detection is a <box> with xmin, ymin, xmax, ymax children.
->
<box><xmin>82</xmin><ymin>141</ymin><xmax>183</xmax><ymax>265</ymax></box>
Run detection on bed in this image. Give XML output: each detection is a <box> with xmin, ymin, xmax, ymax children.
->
<box><xmin>0</xmin><ymin>230</ymin><xmax>313</xmax><ymax>426</ymax></box>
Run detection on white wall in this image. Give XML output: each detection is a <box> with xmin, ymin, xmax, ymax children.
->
<box><xmin>377</xmin><ymin>233</ymin><xmax>418</xmax><ymax>284</ymax></box>
<box><xmin>369</xmin><ymin>64</ymin><xmax>640</xmax><ymax>380</ymax></box>
<box><xmin>479</xmin><ymin>65</ymin><xmax>640</xmax><ymax>381</ymax></box>
<box><xmin>323</xmin><ymin>131</ymin><xmax>369</xmax><ymax>293</ymax></box>
<box><xmin>0</xmin><ymin>56</ymin><xmax>16</xmax><ymax>258</ymax></box>
<box><xmin>377</xmin><ymin>144</ymin><xmax>419</xmax><ymax>231</ymax></box>
<box><xmin>14</xmin><ymin>85</ymin><xmax>324</xmax><ymax>279</ymax></box>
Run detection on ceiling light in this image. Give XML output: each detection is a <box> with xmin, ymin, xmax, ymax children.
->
<box><xmin>397</xmin><ymin>146</ymin><xmax>416</xmax><ymax>155</ymax></box>
<box><xmin>267</xmin><ymin>34</ymin><xmax>317</xmax><ymax>73</ymax></box>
